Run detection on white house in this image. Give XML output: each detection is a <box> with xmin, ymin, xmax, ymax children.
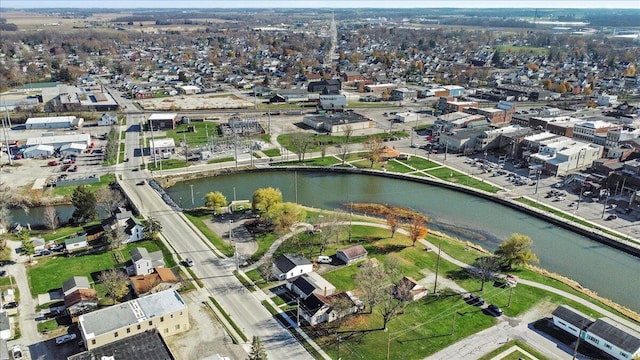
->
<box><xmin>286</xmin><ymin>272</ymin><xmax>336</xmax><ymax>299</ymax></box>
<box><xmin>102</xmin><ymin>209</ymin><xmax>144</xmax><ymax>244</ymax></box>
<box><xmin>97</xmin><ymin>113</ymin><xmax>118</xmax><ymax>126</ymax></box>
<box><xmin>300</xmin><ymin>292</ymin><xmax>361</xmax><ymax>326</ymax></box>
<box><xmin>22</xmin><ymin>144</ymin><xmax>55</xmax><ymax>158</ymax></box>
<box><xmin>272</xmin><ymin>254</ymin><xmax>313</xmax><ymax>281</ymax></box>
<box><xmin>126</xmin><ymin>247</ymin><xmax>165</xmax><ymax>276</ymax></box>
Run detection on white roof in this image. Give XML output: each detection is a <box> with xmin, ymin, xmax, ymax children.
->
<box><xmin>24</xmin><ymin>144</ymin><xmax>55</xmax><ymax>153</ymax></box>
<box><xmin>150</xmin><ymin>138</ymin><xmax>175</xmax><ymax>148</ymax></box>
<box><xmin>26</xmin><ymin>133</ymin><xmax>90</xmax><ymax>147</ymax></box>
<box><xmin>179</xmin><ymin>85</ymin><xmax>200</xmax><ymax>91</ymax></box>
<box><xmin>26</xmin><ymin>116</ymin><xmax>76</xmax><ymax>124</ymax></box>
<box><xmin>148</xmin><ymin>113</ymin><xmax>178</xmax><ymax>121</ymax></box>
<box><xmin>60</xmin><ymin>143</ymin><xmax>87</xmax><ymax>150</ymax></box>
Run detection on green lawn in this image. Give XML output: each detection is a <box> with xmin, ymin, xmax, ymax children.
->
<box><xmin>425</xmin><ymin>167</ymin><xmax>501</xmax><ymax>193</ymax></box>
<box><xmin>37</xmin><ymin>319</ymin><xmax>58</xmax><ymax>333</ymax></box>
<box><xmin>164</xmin><ymin>121</ymin><xmax>219</xmax><ymax>147</ymax></box>
<box><xmin>398</xmin><ymin>156</ymin><xmax>440</xmax><ymax>170</ymax></box>
<box><xmin>27</xmin><ymin>240</ymin><xmax>175</xmax><ymax>295</ymax></box>
<box><xmin>477</xmin><ymin>340</ymin><xmax>550</xmax><ymax>360</ymax></box>
<box><xmin>272</xmin><ymin>156</ymin><xmax>344</xmax><ymax>167</ymax></box>
<box><xmin>207</xmin><ymin>157</ymin><xmax>235</xmax><ymax>164</ymax></box>
<box><xmin>262</xmin><ymin>148</ymin><xmax>281</xmax><ymax>157</ymax></box>
<box><xmin>148</xmin><ymin>159</ymin><xmax>189</xmax><ymax>171</ymax></box>
<box><xmin>51</xmin><ymin>173</ymin><xmax>116</xmax><ymax>197</ymax></box>
<box><xmin>277</xmin><ymin>131</ymin><xmax>408</xmax><ymax>154</ymax></box>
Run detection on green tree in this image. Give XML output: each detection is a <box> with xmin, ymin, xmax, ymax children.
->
<box><xmin>71</xmin><ymin>184</ymin><xmax>97</xmax><ymax>224</ymax></box>
<box><xmin>252</xmin><ymin>187</ymin><xmax>282</xmax><ymax>213</ymax></box>
<box><xmin>470</xmin><ymin>256</ymin><xmax>501</xmax><ymax>291</ymax></box>
<box><xmin>143</xmin><ymin>217</ymin><xmax>163</xmax><ymax>240</ymax></box>
<box><xmin>247</xmin><ymin>336</ymin><xmax>267</xmax><ymax>360</ymax></box>
<box><xmin>20</xmin><ymin>236</ymin><xmax>36</xmax><ymax>263</ymax></box>
<box><xmin>205</xmin><ymin>191</ymin><xmax>228</xmax><ymax>215</ymax></box>
<box><xmin>266</xmin><ymin>202</ymin><xmax>306</xmax><ymax>231</ymax></box>
<box><xmin>99</xmin><ymin>269</ymin><xmax>129</xmax><ymax>304</ymax></box>
<box><xmin>494</xmin><ymin>233</ymin><xmax>539</xmax><ymax>269</ymax></box>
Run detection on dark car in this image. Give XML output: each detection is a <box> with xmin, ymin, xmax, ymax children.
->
<box><xmin>487</xmin><ymin>304</ymin><xmax>503</xmax><ymax>316</ymax></box>
<box><xmin>3</xmin><ymin>301</ymin><xmax>18</xmax><ymax>309</ymax></box>
<box><xmin>465</xmin><ymin>294</ymin><xmax>485</xmax><ymax>306</ymax></box>
<box><xmin>136</xmin><ymin>180</ymin><xmax>146</xmax><ymax>186</ymax></box>
<box><xmin>0</xmin><ymin>270</ymin><xmax>6</xmax><ymax>277</ymax></box>
<box><xmin>606</xmin><ymin>214</ymin><xmax>618</xmax><ymax>221</ymax></box>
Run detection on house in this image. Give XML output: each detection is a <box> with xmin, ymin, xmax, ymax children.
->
<box><xmin>102</xmin><ymin>212</ymin><xmax>144</xmax><ymax>244</ymax></box>
<box><xmin>551</xmin><ymin>305</ymin><xmax>640</xmax><ymax>360</ymax></box>
<box><xmin>336</xmin><ymin>245</ymin><xmax>368</xmax><ymax>265</ymax></box>
<box><xmin>286</xmin><ymin>272</ymin><xmax>336</xmax><ymax>300</ymax></box>
<box><xmin>126</xmin><ymin>247</ymin><xmax>165</xmax><ymax>276</ymax></box>
<box><xmin>68</xmin><ymin>330</ymin><xmax>175</xmax><ymax>360</ymax></box>
<box><xmin>272</xmin><ymin>254</ymin><xmax>313</xmax><ymax>281</ymax></box>
<box><xmin>395</xmin><ymin>276</ymin><xmax>428</xmax><ymax>301</ymax></box>
<box><xmin>64</xmin><ymin>288</ymin><xmax>98</xmax><ymax>319</ymax></box>
<box><xmin>97</xmin><ymin>113</ymin><xmax>118</xmax><ymax>126</ymax></box>
<box><xmin>299</xmin><ymin>292</ymin><xmax>360</xmax><ymax>326</ymax></box>
<box><xmin>64</xmin><ymin>234</ymin><xmax>88</xmax><ymax>252</ymax></box>
<box><xmin>308</xmin><ymin>79</ymin><xmax>341</xmax><ymax>94</ymax></box>
<box><xmin>62</xmin><ymin>276</ymin><xmax>91</xmax><ymax>297</ymax></box>
<box><xmin>129</xmin><ymin>267</ymin><xmax>180</xmax><ymax>296</ymax></box>
<box><xmin>77</xmin><ymin>289</ymin><xmax>189</xmax><ymax>350</ymax></box>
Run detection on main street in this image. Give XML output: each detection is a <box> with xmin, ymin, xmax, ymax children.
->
<box><xmin>118</xmin><ymin>112</ymin><xmax>314</xmax><ymax>360</ymax></box>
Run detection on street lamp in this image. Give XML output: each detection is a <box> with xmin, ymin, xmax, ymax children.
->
<box><xmin>228</xmin><ymin>220</ymin><xmax>233</xmax><ymax>246</ymax></box>
<box><xmin>602</xmin><ymin>190</ymin><xmax>611</xmax><ymax>219</ymax></box>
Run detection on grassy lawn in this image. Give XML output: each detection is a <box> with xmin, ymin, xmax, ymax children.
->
<box><xmin>277</xmin><ymin>131</ymin><xmax>408</xmax><ymax>154</ymax></box>
<box><xmin>207</xmin><ymin>157</ymin><xmax>235</xmax><ymax>164</ymax></box>
<box><xmin>35</xmin><ymin>221</ymin><xmax>100</xmax><ymax>242</ymax></box>
<box><xmin>515</xmin><ymin>198</ymin><xmax>623</xmax><ymax>239</ymax></box>
<box><xmin>184</xmin><ymin>210</ymin><xmax>234</xmax><ymax>257</ymax></box>
<box><xmin>51</xmin><ymin>173</ymin><xmax>116</xmax><ymax>197</ymax></box>
<box><xmin>164</xmin><ymin>121</ymin><xmax>219</xmax><ymax>147</ymax></box>
<box><xmin>148</xmin><ymin>159</ymin><xmax>189</xmax><ymax>171</ymax></box>
<box><xmin>27</xmin><ymin>240</ymin><xmax>174</xmax><ymax>295</ymax></box>
<box><xmin>399</xmin><ymin>156</ymin><xmax>440</xmax><ymax>170</ymax></box>
<box><xmin>477</xmin><ymin>340</ymin><xmax>550</xmax><ymax>360</ymax></box>
<box><xmin>248</xmin><ymin>232</ymin><xmax>280</xmax><ymax>263</ymax></box>
<box><xmin>271</xmin><ymin>156</ymin><xmax>343</xmax><ymax>167</ymax></box>
<box><xmin>37</xmin><ymin>319</ymin><xmax>58</xmax><ymax>333</ymax></box>
<box><xmin>425</xmin><ymin>167</ymin><xmax>501</xmax><ymax>193</ymax></box>
<box><xmin>262</xmin><ymin>148</ymin><xmax>281</xmax><ymax>157</ymax></box>
<box><xmin>351</xmin><ymin>159</ymin><xmax>414</xmax><ymax>173</ymax></box>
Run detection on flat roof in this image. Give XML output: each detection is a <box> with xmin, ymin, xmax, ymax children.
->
<box><xmin>150</xmin><ymin>138</ymin><xmax>176</xmax><ymax>148</ymax></box>
<box><xmin>148</xmin><ymin>113</ymin><xmax>178</xmax><ymax>121</ymax></box>
<box><xmin>79</xmin><ymin>289</ymin><xmax>186</xmax><ymax>340</ymax></box>
<box><xmin>68</xmin><ymin>330</ymin><xmax>175</xmax><ymax>360</ymax></box>
<box><xmin>26</xmin><ymin>133</ymin><xmax>91</xmax><ymax>147</ymax></box>
<box><xmin>26</xmin><ymin>116</ymin><xmax>76</xmax><ymax>124</ymax></box>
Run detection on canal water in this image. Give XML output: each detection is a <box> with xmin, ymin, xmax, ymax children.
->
<box><xmin>165</xmin><ymin>170</ymin><xmax>640</xmax><ymax>312</ymax></box>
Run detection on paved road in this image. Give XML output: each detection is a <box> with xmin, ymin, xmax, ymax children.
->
<box><xmin>120</xmin><ymin>114</ymin><xmax>313</xmax><ymax>360</ymax></box>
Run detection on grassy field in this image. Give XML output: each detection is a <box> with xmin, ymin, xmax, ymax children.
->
<box><xmin>272</xmin><ymin>156</ymin><xmax>343</xmax><ymax>167</ymax></box>
<box><xmin>27</xmin><ymin>240</ymin><xmax>174</xmax><ymax>295</ymax></box>
<box><xmin>352</xmin><ymin>158</ymin><xmax>415</xmax><ymax>173</ymax></box>
<box><xmin>184</xmin><ymin>210</ymin><xmax>234</xmax><ymax>257</ymax></box>
<box><xmin>164</xmin><ymin>121</ymin><xmax>219</xmax><ymax>147</ymax></box>
<box><xmin>477</xmin><ymin>340</ymin><xmax>550</xmax><ymax>360</ymax></box>
<box><xmin>424</xmin><ymin>167</ymin><xmax>502</xmax><ymax>193</ymax></box>
<box><xmin>207</xmin><ymin>157</ymin><xmax>235</xmax><ymax>164</ymax></box>
<box><xmin>277</xmin><ymin>131</ymin><xmax>409</xmax><ymax>154</ymax></box>
<box><xmin>51</xmin><ymin>173</ymin><xmax>116</xmax><ymax>197</ymax></box>
<box><xmin>399</xmin><ymin>156</ymin><xmax>441</xmax><ymax>170</ymax></box>
<box><xmin>262</xmin><ymin>148</ymin><xmax>281</xmax><ymax>157</ymax></box>
<box><xmin>148</xmin><ymin>159</ymin><xmax>190</xmax><ymax>171</ymax></box>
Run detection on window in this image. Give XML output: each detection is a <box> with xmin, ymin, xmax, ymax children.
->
<box><xmin>149</xmin><ymin>320</ymin><xmax>153</xmax><ymax>326</ymax></box>
<box><xmin>175</xmin><ymin>324</ymin><xmax>180</xmax><ymax>330</ymax></box>
<box><xmin>164</xmin><ymin>328</ymin><xmax>169</xmax><ymax>334</ymax></box>
<box><xmin>604</xmin><ymin>343</ymin><xmax>612</xmax><ymax>350</ymax></box>
<box><xmin>586</xmin><ymin>335</ymin><xmax>599</xmax><ymax>344</ymax></box>
<box><xmin>160</xmin><ymin>317</ymin><xmax>164</xmax><ymax>322</ymax></box>
<box><xmin>558</xmin><ymin>320</ymin><xmax>566</xmax><ymax>326</ymax></box>
<box><xmin>91</xmin><ymin>340</ymin><xmax>96</xmax><ymax>345</ymax></box>
<box><xmin>620</xmin><ymin>352</ymin><xmax>628</xmax><ymax>358</ymax></box>
<box><xmin>114</xmin><ymin>332</ymin><xmax>118</xmax><ymax>338</ymax></box>
<box><xmin>126</xmin><ymin>328</ymin><xmax>131</xmax><ymax>334</ymax></box>
<box><xmin>170</xmin><ymin>314</ymin><xmax>174</xmax><ymax>319</ymax></box>
<box><xmin>137</xmin><ymin>324</ymin><xmax>141</xmax><ymax>330</ymax></box>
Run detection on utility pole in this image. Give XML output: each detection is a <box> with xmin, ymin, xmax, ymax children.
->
<box><xmin>235</xmin><ymin>242</ymin><xmax>239</xmax><ymax>273</ymax></box>
<box><xmin>228</xmin><ymin>220</ymin><xmax>233</xmax><ymax>246</ymax></box>
<box><xmin>507</xmin><ymin>286</ymin><xmax>514</xmax><ymax>307</ymax></box>
<box><xmin>150</xmin><ymin>120</ymin><xmax>157</xmax><ymax>168</ymax></box>
<box><xmin>433</xmin><ymin>244</ymin><xmax>441</xmax><ymax>294</ymax></box>
<box><xmin>190</xmin><ymin>184</ymin><xmax>194</xmax><ymax>208</ymax></box>
<box><xmin>602</xmin><ymin>191</ymin><xmax>610</xmax><ymax>218</ymax></box>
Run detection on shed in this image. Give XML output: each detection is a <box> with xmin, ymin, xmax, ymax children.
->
<box><xmin>64</xmin><ymin>234</ymin><xmax>88</xmax><ymax>252</ymax></box>
<box><xmin>336</xmin><ymin>245</ymin><xmax>368</xmax><ymax>265</ymax></box>
<box><xmin>62</xmin><ymin>276</ymin><xmax>91</xmax><ymax>297</ymax></box>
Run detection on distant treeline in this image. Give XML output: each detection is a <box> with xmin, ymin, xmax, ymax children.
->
<box><xmin>585</xmin><ymin>14</ymin><xmax>640</xmax><ymax>28</ymax></box>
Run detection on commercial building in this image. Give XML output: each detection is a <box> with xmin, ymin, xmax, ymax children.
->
<box><xmin>25</xmin><ymin>116</ymin><xmax>83</xmax><ymax>129</ymax></box>
<box><xmin>68</xmin><ymin>330</ymin><xmax>176</xmax><ymax>360</ymax></box>
<box><xmin>302</xmin><ymin>112</ymin><xmax>372</xmax><ymax>134</ymax></box>
<box><xmin>22</xmin><ymin>144</ymin><xmax>55</xmax><ymax>158</ymax></box>
<box><xmin>149</xmin><ymin>138</ymin><xmax>176</xmax><ymax>155</ymax></box>
<box><xmin>529</xmin><ymin>139</ymin><xmax>603</xmax><ymax>176</ymax></box>
<box><xmin>25</xmin><ymin>133</ymin><xmax>91</xmax><ymax>148</ymax></box>
<box><xmin>148</xmin><ymin>113</ymin><xmax>178</xmax><ymax>130</ymax></box>
<box><xmin>78</xmin><ymin>289</ymin><xmax>189</xmax><ymax>350</ymax></box>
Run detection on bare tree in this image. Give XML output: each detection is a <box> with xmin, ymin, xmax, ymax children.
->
<box><xmin>470</xmin><ymin>256</ymin><xmax>500</xmax><ymax>291</ymax></box>
<box><xmin>43</xmin><ymin>205</ymin><xmax>59</xmax><ymax>233</ymax></box>
<box><xmin>338</xmin><ymin>125</ymin><xmax>353</xmax><ymax>165</ymax></box>
<box><xmin>386</xmin><ymin>213</ymin><xmax>399</xmax><ymax>238</ymax></box>
<box><xmin>364</xmin><ymin>136</ymin><xmax>384</xmax><ymax>168</ymax></box>
<box><xmin>257</xmin><ymin>256</ymin><xmax>274</xmax><ymax>281</ymax></box>
<box><xmin>99</xmin><ymin>269</ymin><xmax>129</xmax><ymax>304</ymax></box>
<box><xmin>407</xmin><ymin>216</ymin><xmax>428</xmax><ymax>247</ymax></box>
<box><xmin>95</xmin><ymin>187</ymin><xmax>125</xmax><ymax>217</ymax></box>
<box><xmin>289</xmin><ymin>132</ymin><xmax>313</xmax><ymax>162</ymax></box>
<box><xmin>106</xmin><ymin>225</ymin><xmax>128</xmax><ymax>250</ymax></box>
<box><xmin>355</xmin><ymin>259</ymin><xmax>386</xmax><ymax>314</ymax></box>
<box><xmin>315</xmin><ymin>211</ymin><xmax>344</xmax><ymax>255</ymax></box>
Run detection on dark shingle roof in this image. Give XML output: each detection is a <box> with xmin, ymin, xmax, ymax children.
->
<box><xmin>274</xmin><ymin>254</ymin><xmax>311</xmax><ymax>273</ymax></box>
<box><xmin>68</xmin><ymin>330</ymin><xmax>174</xmax><ymax>360</ymax></box>
<box><xmin>552</xmin><ymin>305</ymin><xmax>593</xmax><ymax>329</ymax></box>
<box><xmin>291</xmin><ymin>275</ymin><xmax>316</xmax><ymax>296</ymax></box>
<box><xmin>588</xmin><ymin>318</ymin><xmax>640</xmax><ymax>353</ymax></box>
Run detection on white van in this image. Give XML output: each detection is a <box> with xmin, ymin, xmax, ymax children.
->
<box><xmin>317</xmin><ymin>256</ymin><xmax>332</xmax><ymax>264</ymax></box>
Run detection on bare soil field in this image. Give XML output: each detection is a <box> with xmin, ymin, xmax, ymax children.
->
<box><xmin>138</xmin><ymin>94</ymin><xmax>254</xmax><ymax>111</ymax></box>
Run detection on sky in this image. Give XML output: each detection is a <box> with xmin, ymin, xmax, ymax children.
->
<box><xmin>1</xmin><ymin>0</ymin><xmax>639</xmax><ymax>9</ymax></box>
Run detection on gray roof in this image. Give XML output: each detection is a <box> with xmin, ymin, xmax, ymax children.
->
<box><xmin>68</xmin><ymin>330</ymin><xmax>175</xmax><ymax>360</ymax></box>
<box><xmin>131</xmin><ymin>247</ymin><xmax>150</xmax><ymax>262</ymax></box>
<box><xmin>552</xmin><ymin>305</ymin><xmax>593</xmax><ymax>329</ymax></box>
<box><xmin>62</xmin><ymin>276</ymin><xmax>91</xmax><ymax>294</ymax></box>
<box><xmin>274</xmin><ymin>254</ymin><xmax>311</xmax><ymax>273</ymax></box>
<box><xmin>79</xmin><ymin>289</ymin><xmax>186</xmax><ymax>339</ymax></box>
<box><xmin>588</xmin><ymin>318</ymin><xmax>640</xmax><ymax>353</ymax></box>
<box><xmin>0</xmin><ymin>312</ymin><xmax>9</xmax><ymax>332</ymax></box>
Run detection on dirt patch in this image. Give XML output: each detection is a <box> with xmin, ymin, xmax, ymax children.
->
<box><xmin>165</xmin><ymin>291</ymin><xmax>247</xmax><ymax>360</ymax></box>
<box><xmin>138</xmin><ymin>94</ymin><xmax>254</xmax><ymax>111</ymax></box>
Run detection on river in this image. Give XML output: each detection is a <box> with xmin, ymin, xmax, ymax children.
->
<box><xmin>165</xmin><ymin>170</ymin><xmax>640</xmax><ymax>312</ymax></box>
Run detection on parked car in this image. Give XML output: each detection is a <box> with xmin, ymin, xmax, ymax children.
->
<box><xmin>136</xmin><ymin>180</ymin><xmax>146</xmax><ymax>186</ymax></box>
<box><xmin>465</xmin><ymin>294</ymin><xmax>484</xmax><ymax>306</ymax></box>
<box><xmin>184</xmin><ymin>258</ymin><xmax>194</xmax><ymax>267</ymax></box>
<box><xmin>3</xmin><ymin>301</ymin><xmax>18</xmax><ymax>309</ymax></box>
<box><xmin>317</xmin><ymin>256</ymin><xmax>332</xmax><ymax>264</ymax></box>
<box><xmin>55</xmin><ymin>333</ymin><xmax>77</xmax><ymax>345</ymax></box>
<box><xmin>0</xmin><ymin>270</ymin><xmax>6</xmax><ymax>276</ymax></box>
<box><xmin>10</xmin><ymin>345</ymin><xmax>22</xmax><ymax>359</ymax></box>
<box><xmin>487</xmin><ymin>304</ymin><xmax>503</xmax><ymax>316</ymax></box>
<box><xmin>606</xmin><ymin>214</ymin><xmax>618</xmax><ymax>221</ymax></box>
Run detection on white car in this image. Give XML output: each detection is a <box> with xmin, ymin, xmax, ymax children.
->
<box><xmin>55</xmin><ymin>333</ymin><xmax>77</xmax><ymax>345</ymax></box>
<box><xmin>184</xmin><ymin>258</ymin><xmax>195</xmax><ymax>267</ymax></box>
<box><xmin>10</xmin><ymin>345</ymin><xmax>22</xmax><ymax>359</ymax></box>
